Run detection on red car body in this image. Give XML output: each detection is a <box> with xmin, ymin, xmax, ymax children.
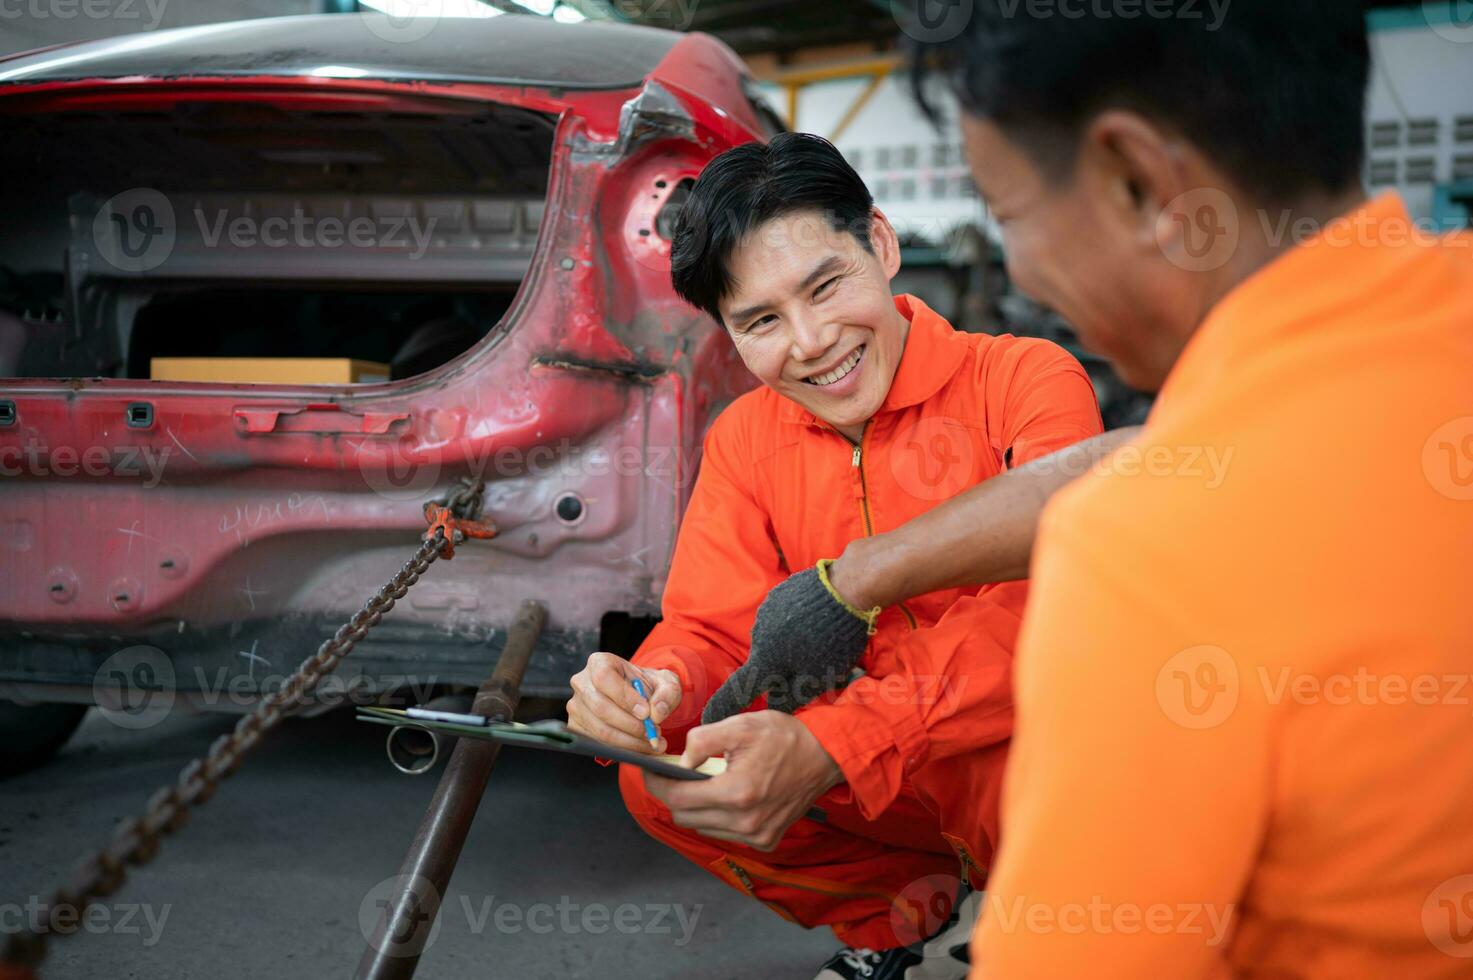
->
<box><xmin>0</xmin><ymin>13</ymin><xmax>773</xmax><ymax>712</ymax></box>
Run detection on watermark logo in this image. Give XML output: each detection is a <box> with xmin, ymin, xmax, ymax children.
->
<box><xmin>986</xmin><ymin>893</ymin><xmax>1234</xmax><ymax>943</ymax></box>
<box><xmin>92</xmin><ymin>645</ymin><xmax>175</xmax><ymax>730</ymax></box>
<box><xmin>1423</xmin><ymin>874</ymin><xmax>1473</xmax><ymax>957</ymax></box>
<box><xmin>1156</xmin><ymin>644</ymin><xmax>1238</xmax><ymax>729</ymax></box>
<box><xmin>0</xmin><ymin>898</ymin><xmax>171</xmax><ymax>948</ymax></box>
<box><xmin>1425</xmin><ymin>0</ymin><xmax>1473</xmax><ymax>44</ymax></box>
<box><xmin>359</xmin><ymin>873</ymin><xmax>444</xmax><ymax>958</ymax></box>
<box><xmin>890</xmin><ymin>416</ymin><xmax>977</xmax><ymax>501</ymax></box>
<box><xmin>0</xmin><ymin>0</ymin><xmax>170</xmax><ymax>30</ymax></box>
<box><xmin>607</xmin><ymin>0</ymin><xmax>698</xmax><ymax>30</ymax></box>
<box><xmin>890</xmin><ymin>873</ymin><xmax>963</xmax><ymax>948</ymax></box>
<box><xmin>359</xmin><ymin>0</ymin><xmax>444</xmax><ymax>43</ymax></box>
<box><xmin>1423</xmin><ymin>416</ymin><xmax>1473</xmax><ymax>501</ymax></box>
<box><xmin>0</xmin><ymin>442</ymin><xmax>172</xmax><ymax>486</ymax></box>
<box><xmin>92</xmin><ymin>188</ymin><xmax>175</xmax><ymax>273</ymax></box>
<box><xmin>356</xmin><ymin>436</ymin><xmax>444</xmax><ymax>503</ymax></box>
<box><xmin>1157</xmin><ymin>186</ymin><xmax>1238</xmax><ymax>272</ymax></box>
<box><xmin>892</xmin><ymin>0</ymin><xmax>974</xmax><ymax>42</ymax></box>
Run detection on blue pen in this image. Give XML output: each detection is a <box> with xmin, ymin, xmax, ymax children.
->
<box><xmin>630</xmin><ymin>677</ymin><xmax>661</xmax><ymax>747</ymax></box>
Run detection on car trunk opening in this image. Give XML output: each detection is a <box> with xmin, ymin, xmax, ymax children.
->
<box><xmin>0</xmin><ymin>91</ymin><xmax>558</xmax><ymax>383</ymax></box>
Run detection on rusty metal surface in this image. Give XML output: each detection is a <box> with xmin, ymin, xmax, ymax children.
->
<box><xmin>0</xmin><ymin>480</ymin><xmax>488</xmax><ymax>977</ymax></box>
<box><xmin>355</xmin><ymin>600</ymin><xmax>546</xmax><ymax>980</ymax></box>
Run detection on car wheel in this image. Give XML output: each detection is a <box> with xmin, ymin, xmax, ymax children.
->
<box><xmin>0</xmin><ymin>701</ymin><xmax>89</xmax><ymax>777</ymax></box>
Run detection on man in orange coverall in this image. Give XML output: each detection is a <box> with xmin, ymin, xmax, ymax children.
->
<box><xmin>739</xmin><ymin>4</ymin><xmax>1472</xmax><ymax>979</ymax></box>
<box><xmin>565</xmin><ymin>132</ymin><xmax>1102</xmax><ymax>980</ymax></box>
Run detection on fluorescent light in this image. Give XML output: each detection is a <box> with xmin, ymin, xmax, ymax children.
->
<box><xmin>359</xmin><ymin>0</ymin><xmax>503</xmax><ymax>18</ymax></box>
<box><xmin>552</xmin><ymin>4</ymin><xmax>586</xmax><ymax>22</ymax></box>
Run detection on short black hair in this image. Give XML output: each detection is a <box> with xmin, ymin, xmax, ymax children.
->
<box><xmin>905</xmin><ymin>0</ymin><xmax>1369</xmax><ymax>205</ymax></box>
<box><xmin>670</xmin><ymin>132</ymin><xmax>874</xmax><ymax>324</ymax></box>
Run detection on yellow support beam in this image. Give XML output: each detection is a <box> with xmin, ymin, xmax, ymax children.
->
<box><xmin>768</xmin><ymin>53</ymin><xmax>902</xmax><ymax>135</ymax></box>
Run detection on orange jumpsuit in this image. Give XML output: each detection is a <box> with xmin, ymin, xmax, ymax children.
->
<box><xmin>620</xmin><ymin>294</ymin><xmax>1102</xmax><ymax>950</ymax></box>
<box><xmin>973</xmin><ymin>193</ymin><xmax>1473</xmax><ymax>978</ymax></box>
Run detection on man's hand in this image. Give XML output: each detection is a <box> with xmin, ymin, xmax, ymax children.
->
<box><xmin>566</xmin><ymin>651</ymin><xmax>682</xmax><ymax>755</ymax></box>
<box><xmin>643</xmin><ymin>711</ymin><xmax>843</xmax><ymax>852</ymax></box>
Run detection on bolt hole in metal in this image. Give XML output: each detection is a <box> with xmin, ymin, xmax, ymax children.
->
<box><xmin>554</xmin><ymin>493</ymin><xmax>585</xmax><ymax>525</ymax></box>
<box><xmin>126</xmin><ymin>401</ymin><xmax>154</xmax><ymax>428</ymax></box>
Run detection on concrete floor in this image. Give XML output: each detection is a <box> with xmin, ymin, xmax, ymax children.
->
<box><xmin>2</xmin><ymin>706</ymin><xmax>836</xmax><ymax>979</ymax></box>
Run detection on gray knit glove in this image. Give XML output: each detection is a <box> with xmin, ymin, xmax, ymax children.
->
<box><xmin>702</xmin><ymin>560</ymin><xmax>878</xmax><ymax>724</ymax></box>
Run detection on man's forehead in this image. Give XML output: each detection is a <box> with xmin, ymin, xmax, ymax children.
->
<box><xmin>734</xmin><ymin>210</ymin><xmax>857</xmax><ymax>264</ymax></box>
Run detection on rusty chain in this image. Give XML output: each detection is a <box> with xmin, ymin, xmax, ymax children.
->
<box><xmin>1</xmin><ymin>476</ymin><xmax>488</xmax><ymax>976</ymax></box>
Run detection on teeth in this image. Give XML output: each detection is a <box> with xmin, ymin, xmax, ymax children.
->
<box><xmin>805</xmin><ymin>346</ymin><xmax>864</xmax><ymax>386</ymax></box>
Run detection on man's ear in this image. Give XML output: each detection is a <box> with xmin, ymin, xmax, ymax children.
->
<box><xmin>1078</xmin><ymin>110</ymin><xmax>1190</xmax><ymax>256</ymax></box>
<box><xmin>868</xmin><ymin>207</ymin><xmax>903</xmax><ymax>281</ymax></box>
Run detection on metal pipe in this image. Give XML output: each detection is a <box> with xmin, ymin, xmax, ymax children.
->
<box><xmin>354</xmin><ymin>600</ymin><xmax>547</xmax><ymax>980</ymax></box>
<box><xmin>386</xmin><ymin>693</ymin><xmax>474</xmax><ymax>775</ymax></box>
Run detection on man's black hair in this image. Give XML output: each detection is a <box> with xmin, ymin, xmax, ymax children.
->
<box><xmin>904</xmin><ymin>0</ymin><xmax>1370</xmax><ymax>205</ymax></box>
<box><xmin>670</xmin><ymin>132</ymin><xmax>874</xmax><ymax>324</ymax></box>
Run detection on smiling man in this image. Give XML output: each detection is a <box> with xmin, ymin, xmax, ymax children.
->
<box><xmin>565</xmin><ymin>133</ymin><xmax>1101</xmax><ymax>979</ymax></box>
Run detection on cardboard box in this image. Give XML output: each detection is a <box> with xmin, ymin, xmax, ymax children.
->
<box><xmin>150</xmin><ymin>357</ymin><xmax>391</xmax><ymax>384</ymax></box>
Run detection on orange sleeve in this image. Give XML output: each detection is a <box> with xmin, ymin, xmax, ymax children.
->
<box><xmin>631</xmin><ymin>408</ymin><xmax>787</xmax><ymax>752</ymax></box>
<box><xmin>973</xmin><ymin>491</ymin><xmax>1266</xmax><ymax>979</ymax></box>
<box><xmin>988</xmin><ymin>336</ymin><xmax>1103</xmax><ymax>468</ymax></box>
<box><xmin>800</xmin><ymin>343</ymin><xmax>1102</xmax><ymax>816</ymax></box>
<box><xmin>797</xmin><ymin>581</ymin><xmax>1022</xmax><ymax>818</ymax></box>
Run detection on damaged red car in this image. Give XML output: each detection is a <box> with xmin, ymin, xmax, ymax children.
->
<box><xmin>0</xmin><ymin>12</ymin><xmax>778</xmax><ymax>770</ymax></box>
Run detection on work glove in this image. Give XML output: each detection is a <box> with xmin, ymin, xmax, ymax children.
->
<box><xmin>701</xmin><ymin>559</ymin><xmax>880</xmax><ymax>724</ymax></box>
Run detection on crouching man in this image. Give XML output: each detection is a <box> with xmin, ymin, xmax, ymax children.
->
<box><xmin>566</xmin><ymin>133</ymin><xmax>1101</xmax><ymax>979</ymax></box>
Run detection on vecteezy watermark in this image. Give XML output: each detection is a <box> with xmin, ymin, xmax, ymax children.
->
<box><xmin>193</xmin><ymin>206</ymin><xmax>437</xmax><ymax>261</ymax></box>
<box><xmin>1424</xmin><ymin>874</ymin><xmax>1473</xmax><ymax>957</ymax></box>
<box><xmin>0</xmin><ymin>442</ymin><xmax>171</xmax><ymax>486</ymax></box>
<box><xmin>605</xmin><ymin>0</ymin><xmax>698</xmax><ymax>29</ymax></box>
<box><xmin>1033</xmin><ymin>441</ymin><xmax>1234</xmax><ymax>489</ymax></box>
<box><xmin>93</xmin><ymin>645</ymin><xmax>176</xmax><ymax>730</ymax></box>
<box><xmin>888</xmin><ymin>416</ymin><xmax>1233</xmax><ymax>504</ymax></box>
<box><xmin>353</xmin><ymin>435</ymin><xmax>690</xmax><ymax>504</ymax></box>
<box><xmin>891</xmin><ymin>0</ymin><xmax>975</xmax><ymax>42</ymax></box>
<box><xmin>712</xmin><ymin>668</ymin><xmax>971</xmax><ymax>718</ymax></box>
<box><xmin>1258</xmin><ymin>666</ymin><xmax>1473</xmax><ymax>713</ymax></box>
<box><xmin>984</xmin><ymin>894</ymin><xmax>1235</xmax><ymax>945</ymax></box>
<box><xmin>1158</xmin><ymin>190</ymin><xmax>1473</xmax><ymax>272</ymax></box>
<box><xmin>0</xmin><ymin>898</ymin><xmax>171</xmax><ymax>948</ymax></box>
<box><xmin>91</xmin><ymin>188</ymin><xmax>440</xmax><ymax>274</ymax></box>
<box><xmin>893</xmin><ymin>0</ymin><xmax>1231</xmax><ymax>41</ymax></box>
<box><xmin>1424</xmin><ymin>0</ymin><xmax>1473</xmax><ymax>45</ymax></box>
<box><xmin>890</xmin><ymin>873</ymin><xmax>965</xmax><ymax>948</ymax></box>
<box><xmin>0</xmin><ymin>0</ymin><xmax>170</xmax><ymax>30</ymax></box>
<box><xmin>1423</xmin><ymin>416</ymin><xmax>1473</xmax><ymax>501</ymax></box>
<box><xmin>997</xmin><ymin>0</ymin><xmax>1230</xmax><ymax>28</ymax></box>
<box><xmin>890</xmin><ymin>416</ymin><xmax>979</xmax><ymax>502</ymax></box>
<box><xmin>357</xmin><ymin>874</ymin><xmax>704</xmax><ymax>957</ymax></box>
<box><xmin>356</xmin><ymin>0</ymin><xmax>504</xmax><ymax>44</ymax></box>
<box><xmin>1157</xmin><ymin>186</ymin><xmax>1240</xmax><ymax>272</ymax></box>
<box><xmin>92</xmin><ymin>188</ymin><xmax>176</xmax><ymax>274</ymax></box>
<box><xmin>90</xmin><ymin>644</ymin><xmax>443</xmax><ymax>730</ymax></box>
<box><xmin>1155</xmin><ymin>645</ymin><xmax>1239</xmax><ymax>729</ymax></box>
<box><xmin>1158</xmin><ymin>650</ymin><xmax>1473</xmax><ymax>729</ymax></box>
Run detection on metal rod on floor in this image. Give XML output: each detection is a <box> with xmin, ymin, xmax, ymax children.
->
<box><xmin>354</xmin><ymin>600</ymin><xmax>547</xmax><ymax>980</ymax></box>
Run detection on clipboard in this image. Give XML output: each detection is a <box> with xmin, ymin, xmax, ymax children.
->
<box><xmin>355</xmin><ymin>705</ymin><xmax>725</xmax><ymax>781</ymax></box>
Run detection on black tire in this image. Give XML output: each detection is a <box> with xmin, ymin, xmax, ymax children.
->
<box><xmin>0</xmin><ymin>700</ymin><xmax>89</xmax><ymax>777</ymax></box>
